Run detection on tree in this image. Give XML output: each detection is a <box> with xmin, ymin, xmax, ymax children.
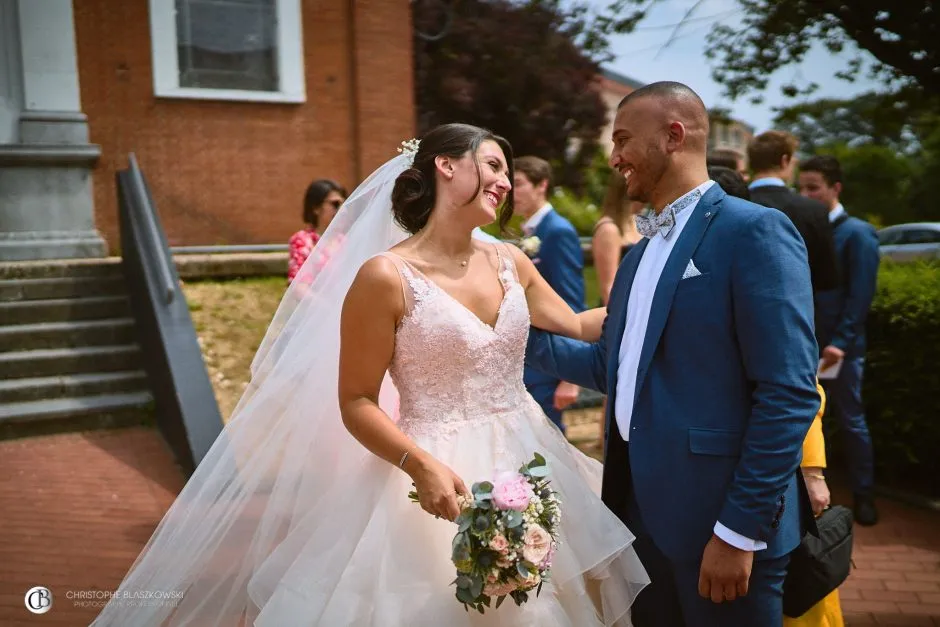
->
<box><xmin>706</xmin><ymin>1</ymin><xmax>938</xmax><ymax>103</ymax></box>
<box><xmin>412</xmin><ymin>0</ymin><xmax>642</xmax><ymax>188</ymax></box>
<box><xmin>904</xmin><ymin>120</ymin><xmax>940</xmax><ymax>223</ymax></box>
<box><xmin>772</xmin><ymin>87</ymin><xmax>932</xmax><ymax>155</ymax></box>
<box><xmin>617</xmin><ymin>1</ymin><xmax>937</xmax><ymax>104</ymax></box>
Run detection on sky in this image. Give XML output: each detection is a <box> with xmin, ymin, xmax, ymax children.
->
<box><xmin>599</xmin><ymin>0</ymin><xmax>885</xmax><ymax>132</ymax></box>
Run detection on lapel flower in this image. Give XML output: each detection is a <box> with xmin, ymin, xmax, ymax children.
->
<box><xmin>519</xmin><ymin>235</ymin><xmax>541</xmax><ymax>257</ymax></box>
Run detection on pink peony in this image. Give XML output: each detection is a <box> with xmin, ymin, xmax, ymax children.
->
<box><xmin>488</xmin><ymin>534</ymin><xmax>509</xmax><ymax>554</ymax></box>
<box><xmin>492</xmin><ymin>472</ymin><xmax>534</xmax><ymax>512</ymax></box>
<box><xmin>522</xmin><ymin>524</ymin><xmax>552</xmax><ymax>565</ymax></box>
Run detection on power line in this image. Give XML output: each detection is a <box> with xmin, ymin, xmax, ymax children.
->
<box><xmin>634</xmin><ymin>9</ymin><xmax>738</xmax><ymax>31</ymax></box>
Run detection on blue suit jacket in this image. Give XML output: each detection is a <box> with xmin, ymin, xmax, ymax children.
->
<box><xmin>526</xmin><ymin>185</ymin><xmax>820</xmax><ymax>560</ymax></box>
<box><xmin>815</xmin><ymin>215</ymin><xmax>880</xmax><ymax>359</ymax></box>
<box><xmin>523</xmin><ymin>208</ymin><xmax>585</xmax><ymax>388</ymax></box>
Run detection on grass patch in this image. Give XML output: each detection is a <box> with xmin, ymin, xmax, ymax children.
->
<box><xmin>182</xmin><ymin>276</ymin><xmax>287</xmax><ymax>420</ymax></box>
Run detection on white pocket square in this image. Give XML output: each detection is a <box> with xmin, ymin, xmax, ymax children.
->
<box><xmin>681</xmin><ymin>259</ymin><xmax>702</xmax><ymax>279</ymax></box>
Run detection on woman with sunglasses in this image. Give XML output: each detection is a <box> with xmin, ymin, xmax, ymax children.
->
<box><xmin>287</xmin><ymin>179</ymin><xmax>348</xmax><ymax>283</ymax></box>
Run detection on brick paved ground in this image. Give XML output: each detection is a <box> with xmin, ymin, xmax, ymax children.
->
<box><xmin>0</xmin><ymin>427</ymin><xmax>938</xmax><ymax>626</ymax></box>
<box><xmin>0</xmin><ymin>427</ymin><xmax>184</xmax><ymax>626</ymax></box>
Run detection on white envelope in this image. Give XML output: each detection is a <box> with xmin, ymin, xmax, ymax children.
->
<box><xmin>817</xmin><ymin>358</ymin><xmax>843</xmax><ymax>380</ymax></box>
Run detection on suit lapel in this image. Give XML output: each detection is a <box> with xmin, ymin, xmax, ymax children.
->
<box><xmin>633</xmin><ymin>187</ymin><xmax>723</xmax><ymax>401</ymax></box>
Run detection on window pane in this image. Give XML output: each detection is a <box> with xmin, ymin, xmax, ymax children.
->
<box><xmin>176</xmin><ymin>0</ymin><xmax>278</xmax><ymax>92</ymax></box>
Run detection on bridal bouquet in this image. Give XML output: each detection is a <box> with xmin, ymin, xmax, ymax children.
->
<box><xmin>410</xmin><ymin>453</ymin><xmax>561</xmax><ymax>614</ymax></box>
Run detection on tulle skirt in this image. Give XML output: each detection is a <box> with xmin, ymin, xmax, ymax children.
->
<box><xmin>248</xmin><ymin>397</ymin><xmax>648</xmax><ymax>626</ymax></box>
<box><xmin>91</xmin><ymin>388</ymin><xmax>646</xmax><ymax>627</ymax></box>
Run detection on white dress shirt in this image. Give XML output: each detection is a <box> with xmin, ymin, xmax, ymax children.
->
<box><xmin>829</xmin><ymin>203</ymin><xmax>847</xmax><ymax>223</ymax></box>
<box><xmin>522</xmin><ymin>203</ymin><xmax>553</xmax><ymax>234</ymax></box>
<box><xmin>614</xmin><ymin>180</ymin><xmax>766</xmax><ymax>552</ymax></box>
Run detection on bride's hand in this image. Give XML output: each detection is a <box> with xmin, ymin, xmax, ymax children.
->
<box><xmin>406</xmin><ymin>452</ymin><xmax>469</xmax><ymax>521</ymax></box>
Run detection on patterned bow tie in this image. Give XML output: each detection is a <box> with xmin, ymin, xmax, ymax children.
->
<box><xmin>635</xmin><ymin>189</ymin><xmax>703</xmax><ymax>239</ymax></box>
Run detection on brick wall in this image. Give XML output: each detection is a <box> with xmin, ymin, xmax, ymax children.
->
<box><xmin>74</xmin><ymin>0</ymin><xmax>415</xmax><ymax>250</ymax></box>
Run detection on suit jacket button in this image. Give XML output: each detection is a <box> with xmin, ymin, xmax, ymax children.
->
<box><xmin>771</xmin><ymin>520</ymin><xmax>779</xmax><ymax>529</ymax></box>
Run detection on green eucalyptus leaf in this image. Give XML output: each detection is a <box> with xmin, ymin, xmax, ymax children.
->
<box><xmin>469</xmin><ymin>575</ymin><xmax>484</xmax><ymax>599</ymax></box>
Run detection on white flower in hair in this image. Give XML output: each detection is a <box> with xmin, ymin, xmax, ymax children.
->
<box><xmin>397</xmin><ymin>138</ymin><xmax>421</xmax><ymax>165</ymax></box>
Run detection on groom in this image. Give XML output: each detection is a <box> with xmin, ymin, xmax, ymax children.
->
<box><xmin>526</xmin><ymin>82</ymin><xmax>820</xmax><ymax>626</ymax></box>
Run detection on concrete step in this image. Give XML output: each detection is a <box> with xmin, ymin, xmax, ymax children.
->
<box><xmin>0</xmin><ymin>371</ymin><xmax>148</xmax><ymax>404</ymax></box>
<box><xmin>0</xmin><ymin>295</ymin><xmax>130</xmax><ymax>325</ymax></box>
<box><xmin>0</xmin><ymin>391</ymin><xmax>154</xmax><ymax>440</ymax></box>
<box><xmin>0</xmin><ymin>276</ymin><xmax>126</xmax><ymax>302</ymax></box>
<box><xmin>0</xmin><ymin>318</ymin><xmax>137</xmax><ymax>352</ymax></box>
<box><xmin>0</xmin><ymin>257</ymin><xmax>123</xmax><ymax>280</ymax></box>
<box><xmin>0</xmin><ymin>345</ymin><xmax>141</xmax><ymax>379</ymax></box>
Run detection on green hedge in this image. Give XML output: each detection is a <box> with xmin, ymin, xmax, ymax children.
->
<box><xmin>851</xmin><ymin>260</ymin><xmax>940</xmax><ymax>497</ymax></box>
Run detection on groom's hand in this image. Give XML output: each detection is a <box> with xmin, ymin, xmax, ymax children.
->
<box><xmin>698</xmin><ymin>534</ymin><xmax>754</xmax><ymax>603</ymax></box>
<box><xmin>553</xmin><ymin>381</ymin><xmax>580</xmax><ymax>411</ymax></box>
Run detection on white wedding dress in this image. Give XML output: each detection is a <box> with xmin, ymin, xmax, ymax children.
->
<box><xmin>244</xmin><ymin>246</ymin><xmax>646</xmax><ymax>626</ymax></box>
<box><xmin>91</xmin><ymin>155</ymin><xmax>646</xmax><ymax>627</ymax></box>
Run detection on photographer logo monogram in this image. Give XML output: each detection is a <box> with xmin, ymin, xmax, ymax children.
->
<box><xmin>25</xmin><ymin>586</ymin><xmax>52</xmax><ymax>614</ymax></box>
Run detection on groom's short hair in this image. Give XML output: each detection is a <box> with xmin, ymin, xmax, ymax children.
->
<box><xmin>514</xmin><ymin>156</ymin><xmax>553</xmax><ymax>189</ymax></box>
<box><xmin>617</xmin><ymin>81</ymin><xmax>706</xmax><ymax>112</ymax></box>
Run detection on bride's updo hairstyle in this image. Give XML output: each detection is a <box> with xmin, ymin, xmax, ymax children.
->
<box><xmin>391</xmin><ymin>123</ymin><xmax>514</xmax><ymax>234</ymax></box>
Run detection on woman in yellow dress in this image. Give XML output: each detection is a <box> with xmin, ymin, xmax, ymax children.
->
<box><xmin>785</xmin><ymin>384</ymin><xmax>845</xmax><ymax>627</ymax></box>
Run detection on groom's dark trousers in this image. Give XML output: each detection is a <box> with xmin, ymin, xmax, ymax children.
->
<box><xmin>605</xmin><ymin>421</ymin><xmax>790</xmax><ymax>627</ymax></box>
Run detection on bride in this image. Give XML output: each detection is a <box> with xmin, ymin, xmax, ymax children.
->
<box><xmin>91</xmin><ymin>123</ymin><xmax>648</xmax><ymax>626</ymax></box>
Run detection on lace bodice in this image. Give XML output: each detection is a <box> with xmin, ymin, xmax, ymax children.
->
<box><xmin>384</xmin><ymin>245</ymin><xmax>533</xmax><ymax>439</ymax></box>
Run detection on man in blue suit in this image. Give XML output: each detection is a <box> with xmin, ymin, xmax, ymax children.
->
<box><xmin>513</xmin><ymin>156</ymin><xmax>585</xmax><ymax>434</ymax></box>
<box><xmin>526</xmin><ymin>82</ymin><xmax>820</xmax><ymax>626</ymax></box>
<box><xmin>799</xmin><ymin>154</ymin><xmax>881</xmax><ymax>526</ymax></box>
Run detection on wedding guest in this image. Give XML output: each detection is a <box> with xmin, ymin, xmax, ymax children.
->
<box><xmin>707</xmin><ymin>148</ymin><xmax>749</xmax><ymax>181</ymax></box>
<box><xmin>747</xmin><ymin>131</ymin><xmax>839</xmax><ymax>296</ymax></box>
<box><xmin>514</xmin><ymin>156</ymin><xmax>585</xmax><ymax>433</ymax></box>
<box><xmin>707</xmin><ymin>165</ymin><xmax>750</xmax><ymax>201</ymax></box>
<box><xmin>785</xmin><ymin>383</ymin><xmax>845</xmax><ymax>627</ymax></box>
<box><xmin>800</xmin><ymin>154</ymin><xmax>880</xmax><ymax>527</ymax></box>
<box><xmin>287</xmin><ymin>179</ymin><xmax>347</xmax><ymax>284</ymax></box>
<box><xmin>592</xmin><ymin>170</ymin><xmax>644</xmax><ymax>306</ymax></box>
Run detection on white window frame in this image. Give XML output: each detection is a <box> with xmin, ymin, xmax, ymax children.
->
<box><xmin>148</xmin><ymin>0</ymin><xmax>305</xmax><ymax>103</ymax></box>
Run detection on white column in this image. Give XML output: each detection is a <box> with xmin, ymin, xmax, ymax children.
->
<box><xmin>18</xmin><ymin>0</ymin><xmax>81</xmax><ymax>113</ymax></box>
<box><xmin>15</xmin><ymin>0</ymin><xmax>89</xmax><ymax>144</ymax></box>
<box><xmin>0</xmin><ymin>0</ymin><xmax>105</xmax><ymax>260</ymax></box>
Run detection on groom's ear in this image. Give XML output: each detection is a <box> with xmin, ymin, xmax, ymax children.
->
<box><xmin>666</xmin><ymin>121</ymin><xmax>687</xmax><ymax>153</ymax></box>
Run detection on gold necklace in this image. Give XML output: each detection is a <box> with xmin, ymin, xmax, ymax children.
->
<box><xmin>420</xmin><ymin>235</ymin><xmax>472</xmax><ymax>268</ymax></box>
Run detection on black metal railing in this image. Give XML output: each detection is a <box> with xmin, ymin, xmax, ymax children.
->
<box><xmin>117</xmin><ymin>154</ymin><xmax>223</xmax><ymax>474</ymax></box>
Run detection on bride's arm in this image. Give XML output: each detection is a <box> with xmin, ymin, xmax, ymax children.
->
<box><xmin>506</xmin><ymin>245</ymin><xmax>605</xmax><ymax>341</ymax></box>
<box><xmin>339</xmin><ymin>256</ymin><xmax>468</xmax><ymax>520</ymax></box>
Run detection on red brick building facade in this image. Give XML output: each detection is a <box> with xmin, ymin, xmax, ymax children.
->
<box><xmin>73</xmin><ymin>0</ymin><xmax>415</xmax><ymax>250</ymax></box>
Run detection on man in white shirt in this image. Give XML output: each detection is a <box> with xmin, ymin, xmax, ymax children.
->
<box><xmin>512</xmin><ymin>156</ymin><xmax>585</xmax><ymax>434</ymax></box>
<box><xmin>526</xmin><ymin>82</ymin><xmax>819</xmax><ymax>627</ymax></box>
<box><xmin>799</xmin><ymin>155</ymin><xmax>880</xmax><ymax>527</ymax></box>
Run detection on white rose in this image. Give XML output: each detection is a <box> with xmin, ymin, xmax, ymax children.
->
<box><xmin>522</xmin><ymin>524</ymin><xmax>552</xmax><ymax>565</ymax></box>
